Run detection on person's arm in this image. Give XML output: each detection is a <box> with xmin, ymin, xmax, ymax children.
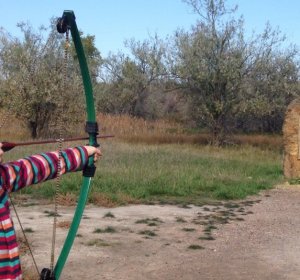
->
<box><xmin>0</xmin><ymin>146</ymin><xmax>101</xmax><ymax>193</ymax></box>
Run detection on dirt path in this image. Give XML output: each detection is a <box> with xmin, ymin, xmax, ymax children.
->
<box><xmin>16</xmin><ymin>184</ymin><xmax>300</xmax><ymax>280</ymax></box>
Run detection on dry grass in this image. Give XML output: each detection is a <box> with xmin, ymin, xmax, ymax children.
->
<box><xmin>98</xmin><ymin>113</ymin><xmax>282</xmax><ymax>148</ymax></box>
<box><xmin>0</xmin><ymin>111</ymin><xmax>282</xmax><ymax>149</ymax></box>
<box><xmin>98</xmin><ymin>113</ymin><xmax>183</xmax><ymax>136</ymax></box>
<box><xmin>17</xmin><ymin>234</ymin><xmax>29</xmax><ymax>256</ymax></box>
<box><xmin>90</xmin><ymin>192</ymin><xmax>139</xmax><ymax>207</ymax></box>
<box><xmin>56</xmin><ymin>193</ymin><xmax>77</xmax><ymax>206</ymax></box>
<box><xmin>0</xmin><ymin>110</ymin><xmax>30</xmax><ymax>141</ymax></box>
<box><xmin>57</xmin><ymin>220</ymin><xmax>71</xmax><ymax>229</ymax></box>
<box><xmin>90</xmin><ymin>193</ymin><xmax>119</xmax><ymax>208</ymax></box>
<box><xmin>17</xmin><ymin>234</ymin><xmax>38</xmax><ymax>280</ymax></box>
<box><xmin>98</xmin><ymin>113</ymin><xmax>193</xmax><ymax>145</ymax></box>
<box><xmin>22</xmin><ymin>269</ymin><xmax>38</xmax><ymax>280</ymax></box>
<box><xmin>231</xmin><ymin>134</ymin><xmax>282</xmax><ymax>149</ymax></box>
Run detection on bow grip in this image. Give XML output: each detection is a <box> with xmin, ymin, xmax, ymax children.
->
<box><xmin>83</xmin><ymin>121</ymin><xmax>99</xmax><ymax>177</ymax></box>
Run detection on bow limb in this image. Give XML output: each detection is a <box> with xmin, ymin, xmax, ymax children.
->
<box><xmin>53</xmin><ymin>11</ymin><xmax>99</xmax><ymax>280</ymax></box>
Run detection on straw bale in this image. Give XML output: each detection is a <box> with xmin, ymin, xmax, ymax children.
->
<box><xmin>283</xmin><ymin>98</ymin><xmax>300</xmax><ymax>178</ymax></box>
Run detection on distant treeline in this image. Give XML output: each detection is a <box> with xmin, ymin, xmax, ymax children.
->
<box><xmin>0</xmin><ymin>0</ymin><xmax>299</xmax><ymax>145</ymax></box>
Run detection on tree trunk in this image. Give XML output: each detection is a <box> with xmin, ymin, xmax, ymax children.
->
<box><xmin>29</xmin><ymin>121</ymin><xmax>38</xmax><ymax>139</ymax></box>
<box><xmin>211</xmin><ymin>114</ymin><xmax>227</xmax><ymax>146</ymax></box>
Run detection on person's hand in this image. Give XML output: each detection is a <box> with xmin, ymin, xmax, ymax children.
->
<box><xmin>0</xmin><ymin>143</ymin><xmax>3</xmax><ymax>163</ymax></box>
<box><xmin>84</xmin><ymin>146</ymin><xmax>102</xmax><ymax>162</ymax></box>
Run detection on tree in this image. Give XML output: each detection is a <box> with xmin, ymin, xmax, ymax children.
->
<box><xmin>169</xmin><ymin>0</ymin><xmax>299</xmax><ymax>144</ymax></box>
<box><xmin>98</xmin><ymin>35</ymin><xmax>168</xmax><ymax>118</ymax></box>
<box><xmin>237</xmin><ymin>36</ymin><xmax>300</xmax><ymax>132</ymax></box>
<box><xmin>0</xmin><ymin>20</ymin><xmax>101</xmax><ymax>138</ymax></box>
<box><xmin>71</xmin><ymin>34</ymin><xmax>102</xmax><ymax>83</ymax></box>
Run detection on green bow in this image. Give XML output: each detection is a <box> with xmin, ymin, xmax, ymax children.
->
<box><xmin>41</xmin><ymin>10</ymin><xmax>99</xmax><ymax>280</ymax></box>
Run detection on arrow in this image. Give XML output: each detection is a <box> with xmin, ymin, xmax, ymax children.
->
<box><xmin>1</xmin><ymin>135</ymin><xmax>114</xmax><ymax>152</ymax></box>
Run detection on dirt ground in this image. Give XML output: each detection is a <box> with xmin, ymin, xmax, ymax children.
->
<box><xmin>15</xmin><ymin>184</ymin><xmax>300</xmax><ymax>280</ymax></box>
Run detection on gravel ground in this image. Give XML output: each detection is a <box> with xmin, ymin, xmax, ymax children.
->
<box><xmin>16</xmin><ymin>184</ymin><xmax>300</xmax><ymax>280</ymax></box>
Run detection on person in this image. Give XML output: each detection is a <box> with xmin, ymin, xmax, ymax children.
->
<box><xmin>0</xmin><ymin>143</ymin><xmax>101</xmax><ymax>280</ymax></box>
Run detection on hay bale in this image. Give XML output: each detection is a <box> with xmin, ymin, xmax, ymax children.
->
<box><xmin>283</xmin><ymin>98</ymin><xmax>300</xmax><ymax>178</ymax></box>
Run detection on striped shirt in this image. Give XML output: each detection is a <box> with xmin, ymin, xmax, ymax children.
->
<box><xmin>0</xmin><ymin>146</ymin><xmax>89</xmax><ymax>280</ymax></box>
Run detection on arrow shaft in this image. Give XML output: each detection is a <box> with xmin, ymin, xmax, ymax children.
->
<box><xmin>1</xmin><ymin>135</ymin><xmax>114</xmax><ymax>152</ymax></box>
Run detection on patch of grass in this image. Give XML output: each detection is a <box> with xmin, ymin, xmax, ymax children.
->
<box><xmin>103</xmin><ymin>212</ymin><xmax>115</xmax><ymax>218</ymax></box>
<box><xmin>182</xmin><ymin>228</ymin><xmax>196</xmax><ymax>232</ymax></box>
<box><xmin>199</xmin><ymin>235</ymin><xmax>215</xmax><ymax>240</ymax></box>
<box><xmin>288</xmin><ymin>178</ymin><xmax>300</xmax><ymax>185</ymax></box>
<box><xmin>188</xmin><ymin>244</ymin><xmax>205</xmax><ymax>250</ymax></box>
<box><xmin>213</xmin><ymin>216</ymin><xmax>230</xmax><ymax>224</ymax></box>
<box><xmin>93</xmin><ymin>226</ymin><xmax>117</xmax><ymax>234</ymax></box>
<box><xmin>6</xmin><ymin>133</ymin><xmax>282</xmax><ymax>204</ymax></box>
<box><xmin>43</xmin><ymin>210</ymin><xmax>61</xmax><ymax>217</ymax></box>
<box><xmin>180</xmin><ymin>204</ymin><xmax>192</xmax><ymax>209</ymax></box>
<box><xmin>203</xmin><ymin>225</ymin><xmax>218</xmax><ymax>232</ymax></box>
<box><xmin>24</xmin><ymin>228</ymin><xmax>34</xmax><ymax>233</ymax></box>
<box><xmin>21</xmin><ymin>202</ymin><xmax>38</xmax><ymax>207</ymax></box>
<box><xmin>86</xmin><ymin>239</ymin><xmax>111</xmax><ymax>247</ymax></box>
<box><xmin>57</xmin><ymin>221</ymin><xmax>71</xmax><ymax>229</ymax></box>
<box><xmin>56</xmin><ymin>193</ymin><xmax>77</xmax><ymax>206</ymax></box>
<box><xmin>138</xmin><ymin>230</ymin><xmax>157</xmax><ymax>237</ymax></box>
<box><xmin>224</xmin><ymin>203</ymin><xmax>240</xmax><ymax>209</ymax></box>
<box><xmin>89</xmin><ymin>143</ymin><xmax>282</xmax><ymax>202</ymax></box>
<box><xmin>176</xmin><ymin>217</ymin><xmax>187</xmax><ymax>223</ymax></box>
<box><xmin>135</xmin><ymin>218</ymin><xmax>151</xmax><ymax>224</ymax></box>
<box><xmin>135</xmin><ymin>218</ymin><xmax>163</xmax><ymax>226</ymax></box>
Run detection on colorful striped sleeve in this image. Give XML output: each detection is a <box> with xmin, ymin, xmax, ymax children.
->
<box><xmin>0</xmin><ymin>146</ymin><xmax>89</xmax><ymax>193</ymax></box>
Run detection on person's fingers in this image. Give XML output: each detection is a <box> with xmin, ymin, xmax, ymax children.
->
<box><xmin>92</xmin><ymin>148</ymin><xmax>102</xmax><ymax>162</ymax></box>
<box><xmin>96</xmin><ymin>148</ymin><xmax>102</xmax><ymax>156</ymax></box>
<box><xmin>95</xmin><ymin>151</ymin><xmax>101</xmax><ymax>162</ymax></box>
<box><xmin>84</xmin><ymin>146</ymin><xmax>102</xmax><ymax>162</ymax></box>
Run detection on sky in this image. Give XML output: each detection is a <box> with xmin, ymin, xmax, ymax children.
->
<box><xmin>0</xmin><ymin>0</ymin><xmax>299</xmax><ymax>57</ymax></box>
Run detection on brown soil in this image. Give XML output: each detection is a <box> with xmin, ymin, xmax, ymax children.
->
<box><xmin>15</xmin><ymin>184</ymin><xmax>300</xmax><ymax>280</ymax></box>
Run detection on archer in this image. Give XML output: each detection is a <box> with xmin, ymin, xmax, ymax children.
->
<box><xmin>0</xmin><ymin>143</ymin><xmax>101</xmax><ymax>280</ymax></box>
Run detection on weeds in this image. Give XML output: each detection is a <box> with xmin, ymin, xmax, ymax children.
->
<box><xmin>135</xmin><ymin>218</ymin><xmax>163</xmax><ymax>226</ymax></box>
<box><xmin>176</xmin><ymin>217</ymin><xmax>187</xmax><ymax>223</ymax></box>
<box><xmin>103</xmin><ymin>212</ymin><xmax>115</xmax><ymax>218</ymax></box>
<box><xmin>182</xmin><ymin>228</ymin><xmax>196</xmax><ymax>232</ymax></box>
<box><xmin>93</xmin><ymin>226</ymin><xmax>117</xmax><ymax>234</ymax></box>
<box><xmin>86</xmin><ymin>239</ymin><xmax>111</xmax><ymax>247</ymax></box>
<box><xmin>188</xmin><ymin>244</ymin><xmax>205</xmax><ymax>250</ymax></box>
<box><xmin>24</xmin><ymin>228</ymin><xmax>34</xmax><ymax>233</ymax></box>
<box><xmin>43</xmin><ymin>210</ymin><xmax>61</xmax><ymax>217</ymax></box>
<box><xmin>138</xmin><ymin>230</ymin><xmax>157</xmax><ymax>237</ymax></box>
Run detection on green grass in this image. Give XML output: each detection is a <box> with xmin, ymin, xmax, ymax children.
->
<box><xmin>24</xmin><ymin>228</ymin><xmax>34</xmax><ymax>233</ymax></box>
<box><xmin>188</xmin><ymin>244</ymin><xmax>205</xmax><ymax>250</ymax></box>
<box><xmin>93</xmin><ymin>226</ymin><xmax>117</xmax><ymax>233</ymax></box>
<box><xmin>103</xmin><ymin>212</ymin><xmax>115</xmax><ymax>218</ymax></box>
<box><xmin>8</xmin><ymin>141</ymin><xmax>283</xmax><ymax>205</ymax></box>
<box><xmin>182</xmin><ymin>228</ymin><xmax>196</xmax><ymax>232</ymax></box>
<box><xmin>138</xmin><ymin>230</ymin><xmax>157</xmax><ymax>237</ymax></box>
<box><xmin>85</xmin><ymin>239</ymin><xmax>111</xmax><ymax>247</ymax></box>
<box><xmin>176</xmin><ymin>217</ymin><xmax>187</xmax><ymax>223</ymax></box>
<box><xmin>135</xmin><ymin>218</ymin><xmax>163</xmax><ymax>226</ymax></box>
